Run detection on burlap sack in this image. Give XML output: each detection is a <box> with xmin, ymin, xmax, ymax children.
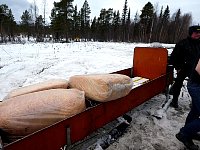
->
<box><xmin>0</xmin><ymin>89</ymin><xmax>85</xmax><ymax>142</ymax></box>
<box><xmin>3</xmin><ymin>79</ymin><xmax>69</xmax><ymax>100</ymax></box>
<box><xmin>69</xmin><ymin>74</ymin><xmax>133</xmax><ymax>102</ymax></box>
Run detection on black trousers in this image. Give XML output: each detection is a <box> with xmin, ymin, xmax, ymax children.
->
<box><xmin>170</xmin><ymin>69</ymin><xmax>188</xmax><ymax>102</ymax></box>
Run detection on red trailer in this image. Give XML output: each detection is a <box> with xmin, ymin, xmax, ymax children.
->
<box><xmin>2</xmin><ymin>47</ymin><xmax>173</xmax><ymax>150</ymax></box>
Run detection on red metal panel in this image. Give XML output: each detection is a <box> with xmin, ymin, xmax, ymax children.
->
<box><xmin>133</xmin><ymin>47</ymin><xmax>168</xmax><ymax>80</ymax></box>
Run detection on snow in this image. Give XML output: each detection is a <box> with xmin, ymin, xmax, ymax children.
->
<box><xmin>1</xmin><ymin>41</ymin><xmax>196</xmax><ymax>149</ymax></box>
<box><xmin>0</xmin><ymin>42</ymin><xmax>174</xmax><ymax>100</ymax></box>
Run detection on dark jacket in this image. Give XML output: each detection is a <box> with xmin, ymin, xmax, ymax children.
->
<box><xmin>170</xmin><ymin>37</ymin><xmax>200</xmax><ymax>80</ymax></box>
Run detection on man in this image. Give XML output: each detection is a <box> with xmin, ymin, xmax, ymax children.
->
<box><xmin>169</xmin><ymin>25</ymin><xmax>200</xmax><ymax>108</ymax></box>
<box><xmin>174</xmin><ymin>26</ymin><xmax>200</xmax><ymax>150</ymax></box>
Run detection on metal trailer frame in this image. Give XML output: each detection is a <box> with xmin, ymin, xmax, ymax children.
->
<box><xmin>3</xmin><ymin>47</ymin><xmax>173</xmax><ymax>150</ymax></box>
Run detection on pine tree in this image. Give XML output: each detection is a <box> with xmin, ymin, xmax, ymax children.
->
<box><xmin>121</xmin><ymin>0</ymin><xmax>128</xmax><ymax>41</ymax></box>
<box><xmin>73</xmin><ymin>5</ymin><xmax>81</xmax><ymax>41</ymax></box>
<box><xmin>172</xmin><ymin>9</ymin><xmax>181</xmax><ymax>42</ymax></box>
<box><xmin>5</xmin><ymin>9</ymin><xmax>16</xmax><ymax>42</ymax></box>
<box><xmin>112</xmin><ymin>10</ymin><xmax>121</xmax><ymax>41</ymax></box>
<box><xmin>105</xmin><ymin>8</ymin><xmax>113</xmax><ymax>41</ymax></box>
<box><xmin>132</xmin><ymin>11</ymin><xmax>140</xmax><ymax>41</ymax></box>
<box><xmin>159</xmin><ymin>5</ymin><xmax>170</xmax><ymax>42</ymax></box>
<box><xmin>139</xmin><ymin>2</ymin><xmax>154</xmax><ymax>42</ymax></box>
<box><xmin>80</xmin><ymin>0</ymin><xmax>91</xmax><ymax>40</ymax></box>
<box><xmin>91</xmin><ymin>17</ymin><xmax>97</xmax><ymax>41</ymax></box>
<box><xmin>35</xmin><ymin>15</ymin><xmax>44</xmax><ymax>42</ymax></box>
<box><xmin>20</xmin><ymin>10</ymin><xmax>33</xmax><ymax>40</ymax></box>
<box><xmin>0</xmin><ymin>4</ymin><xmax>16</xmax><ymax>42</ymax></box>
<box><xmin>149</xmin><ymin>8</ymin><xmax>158</xmax><ymax>42</ymax></box>
<box><xmin>50</xmin><ymin>5</ymin><xmax>61</xmax><ymax>41</ymax></box>
<box><xmin>51</xmin><ymin>0</ymin><xmax>74</xmax><ymax>42</ymax></box>
<box><xmin>98</xmin><ymin>8</ymin><xmax>107</xmax><ymax>41</ymax></box>
<box><xmin>96</xmin><ymin>8</ymin><xmax>113</xmax><ymax>41</ymax></box>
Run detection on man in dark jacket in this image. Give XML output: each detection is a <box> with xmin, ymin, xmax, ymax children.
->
<box><xmin>174</xmin><ymin>25</ymin><xmax>200</xmax><ymax>150</ymax></box>
<box><xmin>169</xmin><ymin>25</ymin><xmax>200</xmax><ymax>108</ymax></box>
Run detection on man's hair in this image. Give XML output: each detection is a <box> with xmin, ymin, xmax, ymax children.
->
<box><xmin>189</xmin><ymin>25</ymin><xmax>200</xmax><ymax>35</ymax></box>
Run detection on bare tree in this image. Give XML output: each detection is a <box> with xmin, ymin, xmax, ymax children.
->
<box><xmin>33</xmin><ymin>0</ymin><xmax>38</xmax><ymax>23</ymax></box>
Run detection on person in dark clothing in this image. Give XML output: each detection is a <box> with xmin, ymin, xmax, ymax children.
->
<box><xmin>175</xmin><ymin>26</ymin><xmax>200</xmax><ymax>150</ymax></box>
<box><xmin>169</xmin><ymin>25</ymin><xmax>200</xmax><ymax>108</ymax></box>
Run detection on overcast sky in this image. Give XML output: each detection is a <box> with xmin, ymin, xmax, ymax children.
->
<box><xmin>1</xmin><ymin>0</ymin><xmax>200</xmax><ymax>25</ymax></box>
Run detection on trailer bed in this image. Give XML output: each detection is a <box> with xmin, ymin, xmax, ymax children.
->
<box><xmin>3</xmin><ymin>47</ymin><xmax>173</xmax><ymax>150</ymax></box>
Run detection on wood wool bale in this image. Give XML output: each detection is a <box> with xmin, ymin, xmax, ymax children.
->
<box><xmin>69</xmin><ymin>74</ymin><xmax>133</xmax><ymax>102</ymax></box>
<box><xmin>0</xmin><ymin>89</ymin><xmax>85</xmax><ymax>142</ymax></box>
<box><xmin>3</xmin><ymin>79</ymin><xmax>69</xmax><ymax>100</ymax></box>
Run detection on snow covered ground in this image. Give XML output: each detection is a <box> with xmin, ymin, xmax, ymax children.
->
<box><xmin>106</xmin><ymin>84</ymin><xmax>195</xmax><ymax>150</ymax></box>
<box><xmin>0</xmin><ymin>42</ymin><xmax>173</xmax><ymax>100</ymax></box>
<box><xmin>1</xmin><ymin>41</ymin><xmax>197</xmax><ymax>149</ymax></box>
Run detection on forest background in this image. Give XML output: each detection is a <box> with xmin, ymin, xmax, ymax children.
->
<box><xmin>0</xmin><ymin>0</ymin><xmax>194</xmax><ymax>43</ymax></box>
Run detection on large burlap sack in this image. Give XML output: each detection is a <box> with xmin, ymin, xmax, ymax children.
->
<box><xmin>69</xmin><ymin>74</ymin><xmax>133</xmax><ymax>102</ymax></box>
<box><xmin>0</xmin><ymin>89</ymin><xmax>85</xmax><ymax>142</ymax></box>
<box><xmin>3</xmin><ymin>79</ymin><xmax>69</xmax><ymax>100</ymax></box>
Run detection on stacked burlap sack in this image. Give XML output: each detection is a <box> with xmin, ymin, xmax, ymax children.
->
<box><xmin>68</xmin><ymin>74</ymin><xmax>133</xmax><ymax>102</ymax></box>
<box><xmin>0</xmin><ymin>74</ymin><xmax>133</xmax><ymax>143</ymax></box>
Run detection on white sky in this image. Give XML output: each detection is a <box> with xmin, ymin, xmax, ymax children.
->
<box><xmin>1</xmin><ymin>0</ymin><xmax>200</xmax><ymax>25</ymax></box>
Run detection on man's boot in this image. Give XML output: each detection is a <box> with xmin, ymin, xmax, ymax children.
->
<box><xmin>176</xmin><ymin>132</ymin><xmax>199</xmax><ymax>150</ymax></box>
